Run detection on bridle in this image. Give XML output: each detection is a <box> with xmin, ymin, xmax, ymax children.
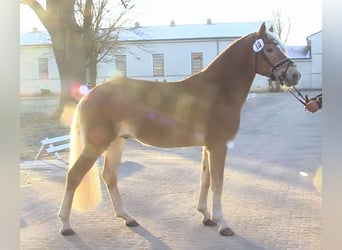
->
<box><xmin>253</xmin><ymin>33</ymin><xmax>308</xmax><ymax>105</ymax></box>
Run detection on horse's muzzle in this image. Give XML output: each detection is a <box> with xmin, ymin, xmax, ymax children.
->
<box><xmin>272</xmin><ymin>63</ymin><xmax>301</xmax><ymax>87</ymax></box>
<box><xmin>284</xmin><ymin>65</ymin><xmax>301</xmax><ymax>86</ymax></box>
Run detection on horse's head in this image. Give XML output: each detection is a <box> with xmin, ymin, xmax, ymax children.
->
<box><xmin>253</xmin><ymin>22</ymin><xmax>301</xmax><ymax>87</ymax></box>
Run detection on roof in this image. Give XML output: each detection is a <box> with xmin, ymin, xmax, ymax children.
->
<box><xmin>19</xmin><ymin>21</ymin><xmax>313</xmax><ymax>59</ymax></box>
<box><xmin>306</xmin><ymin>30</ymin><xmax>322</xmax><ymax>40</ymax></box>
<box><xmin>286</xmin><ymin>46</ymin><xmax>311</xmax><ymax>59</ymax></box>
<box><xmin>20</xmin><ymin>30</ymin><xmax>51</xmax><ymax>46</ymax></box>
<box><xmin>20</xmin><ymin>21</ymin><xmax>273</xmax><ymax>45</ymax></box>
<box><xmin>120</xmin><ymin>21</ymin><xmax>273</xmax><ymax>41</ymax></box>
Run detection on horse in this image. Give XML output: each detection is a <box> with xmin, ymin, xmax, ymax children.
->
<box><xmin>58</xmin><ymin>22</ymin><xmax>301</xmax><ymax>237</ymax></box>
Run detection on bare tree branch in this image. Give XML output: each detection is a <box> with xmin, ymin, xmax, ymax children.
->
<box><xmin>120</xmin><ymin>0</ymin><xmax>127</xmax><ymax>8</ymax></box>
<box><xmin>272</xmin><ymin>9</ymin><xmax>291</xmax><ymax>44</ymax></box>
<box><xmin>20</xmin><ymin>0</ymin><xmax>48</xmax><ymax>29</ymax></box>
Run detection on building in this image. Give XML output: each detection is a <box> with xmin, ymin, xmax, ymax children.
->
<box><xmin>20</xmin><ymin>21</ymin><xmax>322</xmax><ymax>95</ymax></box>
<box><xmin>306</xmin><ymin>31</ymin><xmax>322</xmax><ymax>89</ymax></box>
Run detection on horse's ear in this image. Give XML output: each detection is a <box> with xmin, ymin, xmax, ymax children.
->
<box><xmin>269</xmin><ymin>25</ymin><xmax>274</xmax><ymax>32</ymax></box>
<box><xmin>258</xmin><ymin>22</ymin><xmax>266</xmax><ymax>36</ymax></box>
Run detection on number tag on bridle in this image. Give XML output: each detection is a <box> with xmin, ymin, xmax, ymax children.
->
<box><xmin>253</xmin><ymin>39</ymin><xmax>264</xmax><ymax>52</ymax></box>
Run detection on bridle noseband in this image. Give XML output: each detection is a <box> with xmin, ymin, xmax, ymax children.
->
<box><xmin>253</xmin><ymin>33</ymin><xmax>308</xmax><ymax>105</ymax></box>
<box><xmin>269</xmin><ymin>57</ymin><xmax>293</xmax><ymax>83</ymax></box>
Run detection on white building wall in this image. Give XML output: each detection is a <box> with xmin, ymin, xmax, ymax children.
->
<box><xmin>111</xmin><ymin>37</ymin><xmax>272</xmax><ymax>90</ymax></box>
<box><xmin>218</xmin><ymin>40</ymin><xmax>233</xmax><ymax>52</ymax></box>
<box><xmin>124</xmin><ymin>39</ymin><xmax>231</xmax><ymax>82</ymax></box>
<box><xmin>309</xmin><ymin>32</ymin><xmax>322</xmax><ymax>89</ymax></box>
<box><xmin>20</xmin><ymin>45</ymin><xmax>60</xmax><ymax>95</ymax></box>
<box><xmin>127</xmin><ymin>44</ymin><xmax>153</xmax><ymax>78</ymax></box>
<box><xmin>310</xmin><ymin>32</ymin><xmax>322</xmax><ymax>55</ymax></box>
<box><xmin>294</xmin><ymin>59</ymin><xmax>312</xmax><ymax>89</ymax></box>
<box><xmin>20</xmin><ymin>32</ymin><xmax>322</xmax><ymax>95</ymax></box>
<box><xmin>97</xmin><ymin>61</ymin><xmax>115</xmax><ymax>81</ymax></box>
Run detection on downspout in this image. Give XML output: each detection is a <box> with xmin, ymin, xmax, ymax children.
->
<box><xmin>216</xmin><ymin>39</ymin><xmax>220</xmax><ymax>55</ymax></box>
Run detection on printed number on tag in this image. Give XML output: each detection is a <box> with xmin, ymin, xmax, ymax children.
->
<box><xmin>253</xmin><ymin>39</ymin><xmax>264</xmax><ymax>52</ymax></box>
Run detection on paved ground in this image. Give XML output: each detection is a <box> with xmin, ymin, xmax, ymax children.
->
<box><xmin>20</xmin><ymin>92</ymin><xmax>322</xmax><ymax>250</ymax></box>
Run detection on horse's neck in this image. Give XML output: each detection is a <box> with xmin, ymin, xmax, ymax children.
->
<box><xmin>203</xmin><ymin>37</ymin><xmax>256</xmax><ymax>103</ymax></box>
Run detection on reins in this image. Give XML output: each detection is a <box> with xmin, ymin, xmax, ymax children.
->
<box><xmin>284</xmin><ymin>85</ymin><xmax>309</xmax><ymax>105</ymax></box>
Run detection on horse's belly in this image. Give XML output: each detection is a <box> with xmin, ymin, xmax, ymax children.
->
<box><xmin>119</xmin><ymin>122</ymin><xmax>206</xmax><ymax>148</ymax></box>
<box><xmin>136</xmin><ymin>133</ymin><xmax>205</xmax><ymax>148</ymax></box>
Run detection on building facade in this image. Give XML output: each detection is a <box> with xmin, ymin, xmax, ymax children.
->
<box><xmin>20</xmin><ymin>21</ymin><xmax>322</xmax><ymax>95</ymax></box>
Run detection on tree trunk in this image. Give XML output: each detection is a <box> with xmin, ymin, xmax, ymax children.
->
<box><xmin>22</xmin><ymin>0</ymin><xmax>86</xmax><ymax>118</ymax></box>
<box><xmin>83</xmin><ymin>0</ymin><xmax>97</xmax><ymax>85</ymax></box>
<box><xmin>88</xmin><ymin>56</ymin><xmax>98</xmax><ymax>84</ymax></box>
<box><xmin>22</xmin><ymin>0</ymin><xmax>130</xmax><ymax>117</ymax></box>
<box><xmin>50</xmin><ymin>27</ymin><xmax>86</xmax><ymax>117</ymax></box>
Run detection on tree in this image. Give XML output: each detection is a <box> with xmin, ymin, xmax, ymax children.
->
<box><xmin>75</xmin><ymin>0</ymin><xmax>134</xmax><ymax>84</ymax></box>
<box><xmin>20</xmin><ymin>0</ymin><xmax>134</xmax><ymax>117</ymax></box>
<box><xmin>272</xmin><ymin>9</ymin><xmax>291</xmax><ymax>44</ymax></box>
<box><xmin>268</xmin><ymin>9</ymin><xmax>291</xmax><ymax>92</ymax></box>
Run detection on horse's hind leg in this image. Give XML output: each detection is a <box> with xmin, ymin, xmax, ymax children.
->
<box><xmin>102</xmin><ymin>138</ymin><xmax>139</xmax><ymax>227</ymax></box>
<box><xmin>58</xmin><ymin>145</ymin><xmax>102</xmax><ymax>235</ymax></box>
<box><xmin>197</xmin><ymin>147</ymin><xmax>216</xmax><ymax>226</ymax></box>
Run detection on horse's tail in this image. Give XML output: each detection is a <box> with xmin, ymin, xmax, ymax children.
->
<box><xmin>69</xmin><ymin>102</ymin><xmax>102</xmax><ymax>211</ymax></box>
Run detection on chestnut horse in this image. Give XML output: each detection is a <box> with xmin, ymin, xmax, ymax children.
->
<box><xmin>58</xmin><ymin>22</ymin><xmax>301</xmax><ymax>236</ymax></box>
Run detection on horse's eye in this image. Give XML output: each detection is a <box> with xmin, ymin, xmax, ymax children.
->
<box><xmin>266</xmin><ymin>48</ymin><xmax>273</xmax><ymax>53</ymax></box>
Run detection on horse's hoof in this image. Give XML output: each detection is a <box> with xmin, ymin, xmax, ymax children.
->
<box><xmin>203</xmin><ymin>219</ymin><xmax>217</xmax><ymax>226</ymax></box>
<box><xmin>219</xmin><ymin>227</ymin><xmax>235</xmax><ymax>236</ymax></box>
<box><xmin>125</xmin><ymin>220</ymin><xmax>139</xmax><ymax>227</ymax></box>
<box><xmin>61</xmin><ymin>228</ymin><xmax>76</xmax><ymax>236</ymax></box>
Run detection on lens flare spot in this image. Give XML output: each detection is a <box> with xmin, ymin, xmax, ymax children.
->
<box><xmin>71</xmin><ymin>82</ymin><xmax>82</xmax><ymax>100</ymax></box>
<box><xmin>115</xmin><ymin>71</ymin><xmax>124</xmax><ymax>77</ymax></box>
<box><xmin>227</xmin><ymin>141</ymin><xmax>235</xmax><ymax>149</ymax></box>
<box><xmin>313</xmin><ymin>166</ymin><xmax>322</xmax><ymax>193</ymax></box>
<box><xmin>299</xmin><ymin>171</ymin><xmax>308</xmax><ymax>177</ymax></box>
<box><xmin>149</xmin><ymin>112</ymin><xmax>156</xmax><ymax>120</ymax></box>
<box><xmin>60</xmin><ymin>103</ymin><xmax>77</xmax><ymax>127</ymax></box>
<box><xmin>79</xmin><ymin>85</ymin><xmax>89</xmax><ymax>95</ymax></box>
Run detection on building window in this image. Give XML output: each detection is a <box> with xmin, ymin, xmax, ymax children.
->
<box><xmin>191</xmin><ymin>52</ymin><xmax>203</xmax><ymax>74</ymax></box>
<box><xmin>153</xmin><ymin>53</ymin><xmax>164</xmax><ymax>77</ymax></box>
<box><xmin>38</xmin><ymin>58</ymin><xmax>49</xmax><ymax>79</ymax></box>
<box><xmin>115</xmin><ymin>55</ymin><xmax>127</xmax><ymax>77</ymax></box>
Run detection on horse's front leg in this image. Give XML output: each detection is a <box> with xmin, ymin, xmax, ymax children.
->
<box><xmin>197</xmin><ymin>147</ymin><xmax>217</xmax><ymax>226</ymax></box>
<box><xmin>208</xmin><ymin>144</ymin><xmax>234</xmax><ymax>236</ymax></box>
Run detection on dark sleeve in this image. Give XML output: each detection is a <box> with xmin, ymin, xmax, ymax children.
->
<box><xmin>315</xmin><ymin>93</ymin><xmax>322</xmax><ymax>108</ymax></box>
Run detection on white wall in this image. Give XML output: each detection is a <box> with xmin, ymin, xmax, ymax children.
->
<box><xmin>124</xmin><ymin>39</ymin><xmax>230</xmax><ymax>82</ymax></box>
<box><xmin>20</xmin><ymin>45</ymin><xmax>60</xmax><ymax>94</ymax></box>
<box><xmin>309</xmin><ymin>32</ymin><xmax>322</xmax><ymax>89</ymax></box>
<box><xmin>20</xmin><ymin>34</ymin><xmax>321</xmax><ymax>95</ymax></box>
<box><xmin>294</xmin><ymin>59</ymin><xmax>312</xmax><ymax>89</ymax></box>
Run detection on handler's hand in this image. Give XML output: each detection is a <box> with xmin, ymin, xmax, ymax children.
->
<box><xmin>305</xmin><ymin>100</ymin><xmax>320</xmax><ymax>113</ymax></box>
